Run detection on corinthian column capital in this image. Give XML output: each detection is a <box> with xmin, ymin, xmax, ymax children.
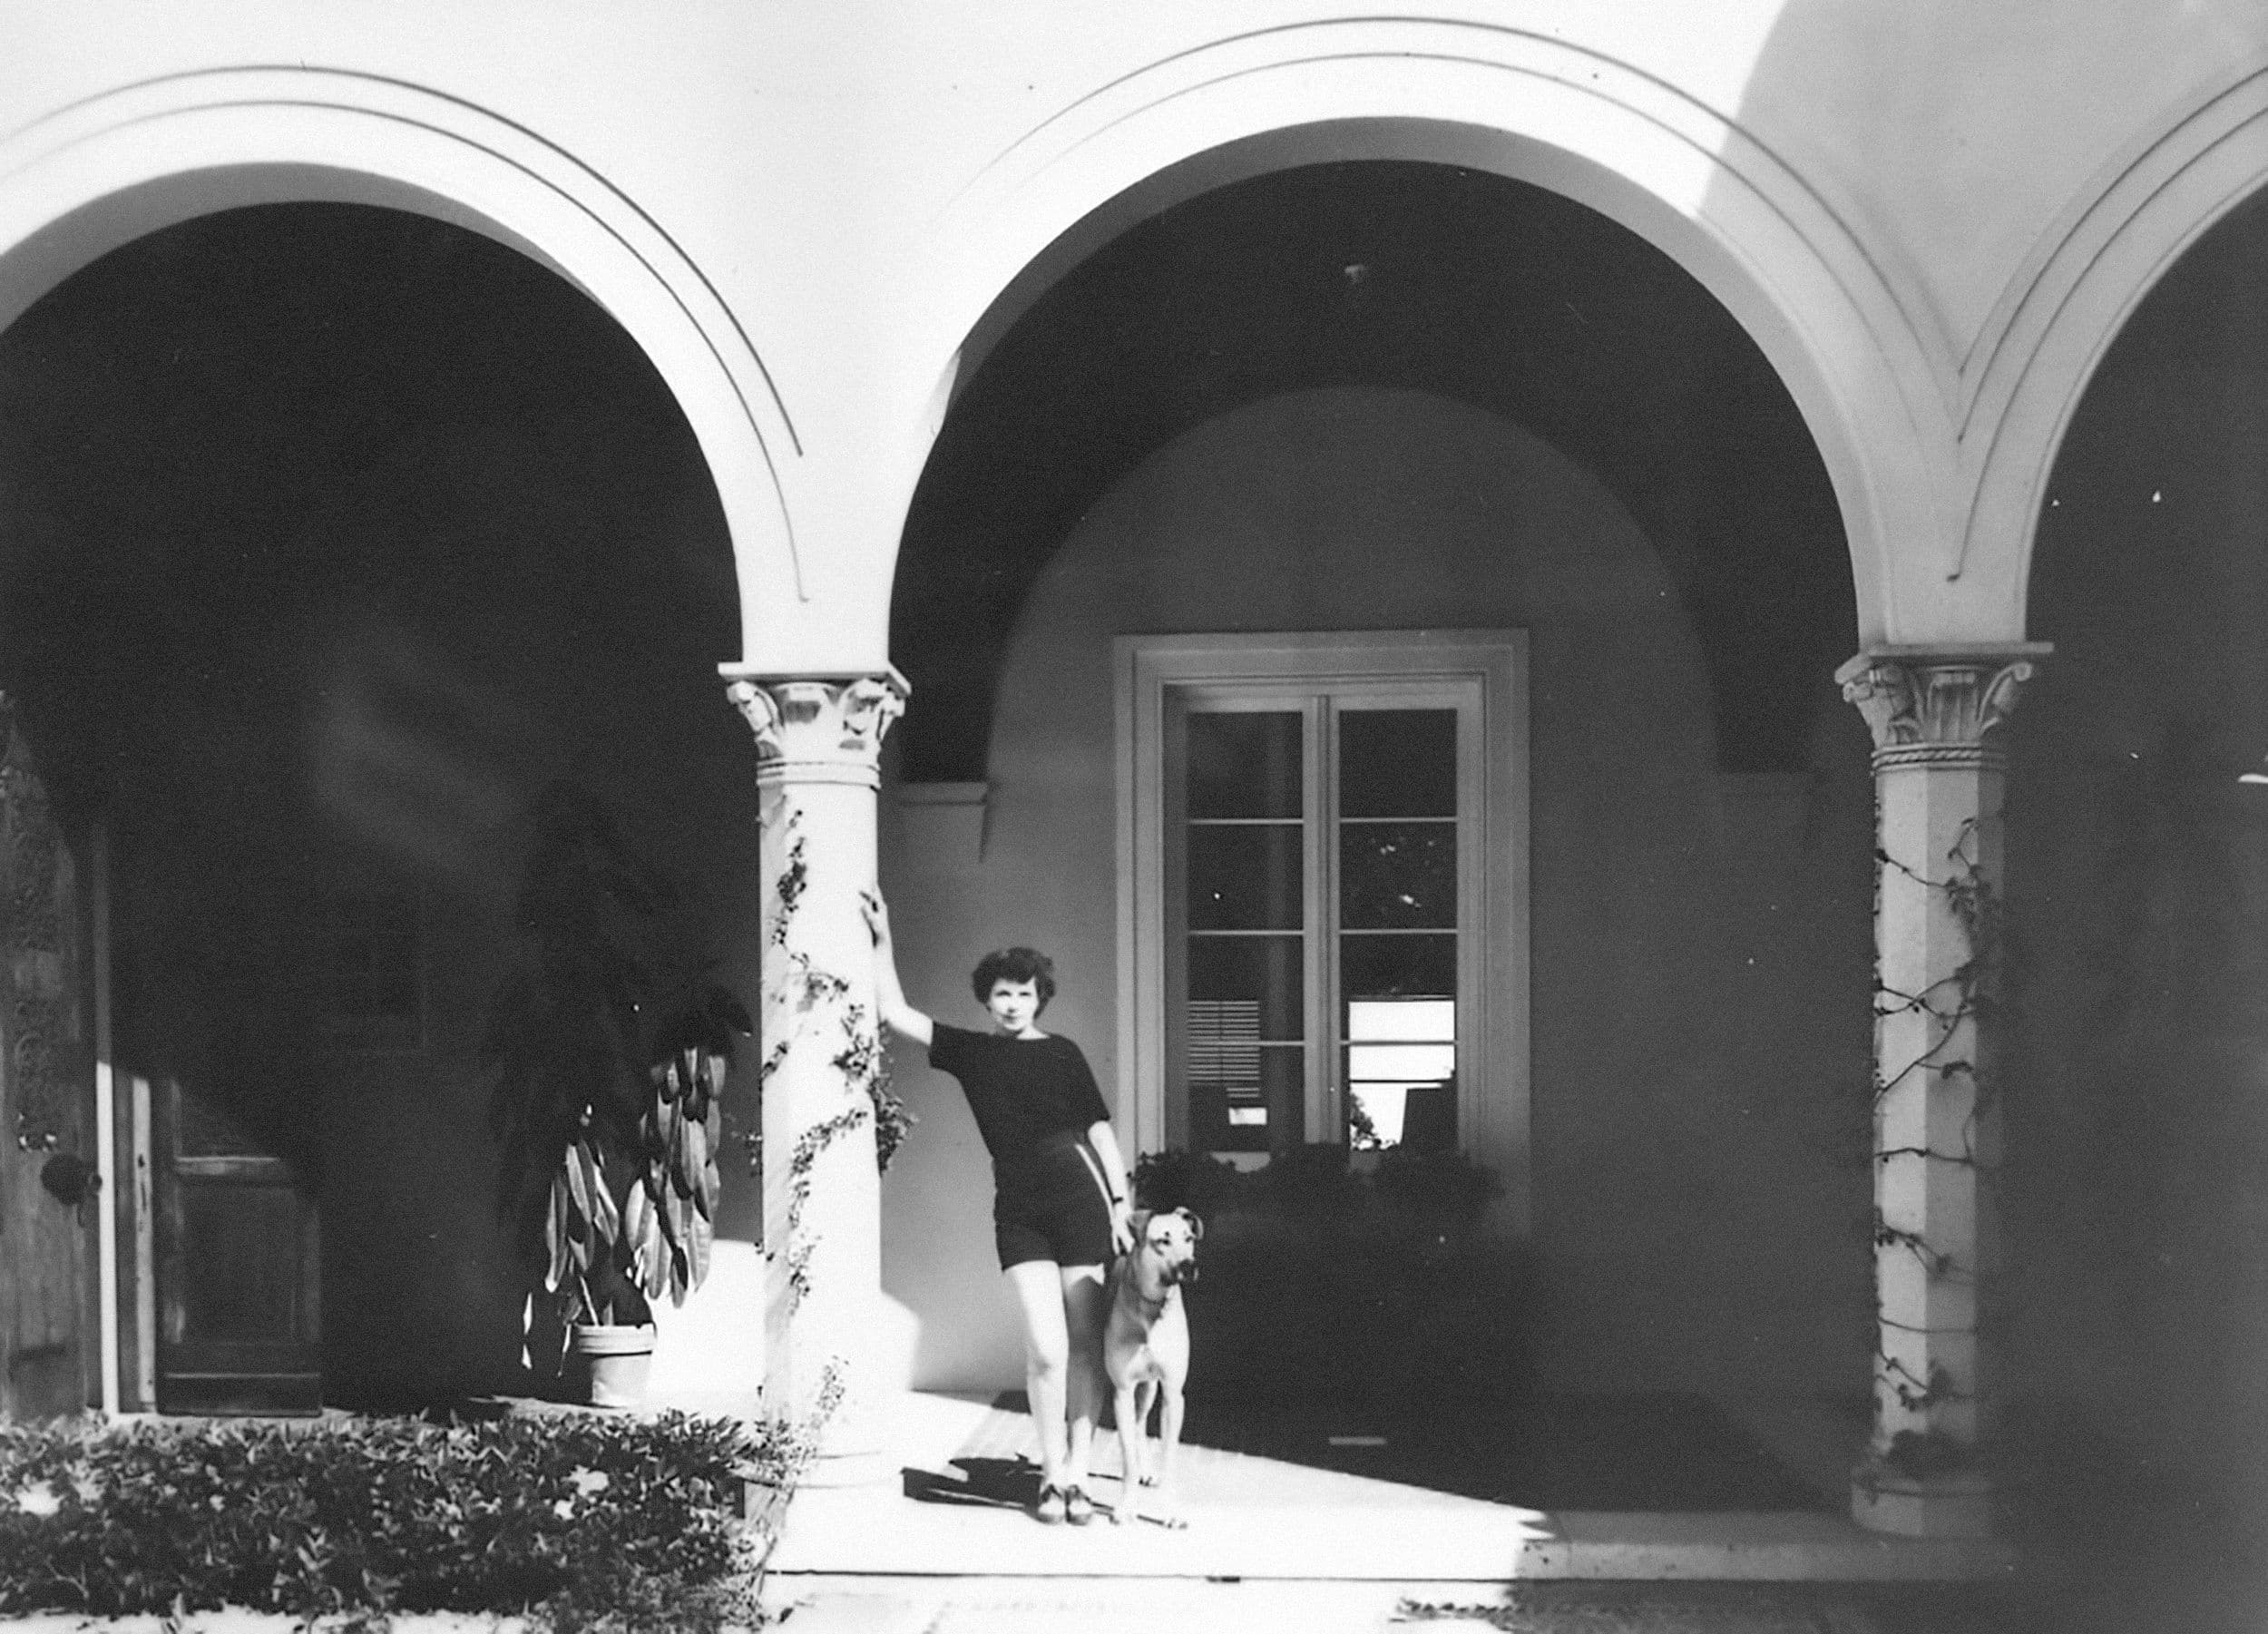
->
<box><xmin>722</xmin><ymin>668</ymin><xmax>909</xmax><ymax>788</ymax></box>
<box><xmin>1835</xmin><ymin>645</ymin><xmax>2050</xmax><ymax>772</ymax></box>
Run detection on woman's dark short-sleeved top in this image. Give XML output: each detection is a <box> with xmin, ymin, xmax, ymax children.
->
<box><xmin>929</xmin><ymin>1022</ymin><xmax>1111</xmax><ymax>1190</ymax></box>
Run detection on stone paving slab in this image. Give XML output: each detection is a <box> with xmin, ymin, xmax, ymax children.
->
<box><xmin>758</xmin><ymin>1579</ymin><xmax>1859</xmax><ymax>1634</ymax></box>
<box><xmin>767</xmin><ymin>1393</ymin><xmax>2008</xmax><ymax>1585</ymax></box>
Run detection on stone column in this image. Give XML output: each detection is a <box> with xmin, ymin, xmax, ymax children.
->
<box><xmin>726</xmin><ymin>668</ymin><xmax>906</xmax><ymax>1486</ymax></box>
<box><xmin>1837</xmin><ymin>644</ymin><xmax>2047</xmax><ymax>1537</ymax></box>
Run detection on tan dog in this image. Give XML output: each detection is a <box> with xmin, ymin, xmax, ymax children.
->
<box><xmin>1103</xmin><ymin>1207</ymin><xmax>1201</xmax><ymax>1526</ymax></box>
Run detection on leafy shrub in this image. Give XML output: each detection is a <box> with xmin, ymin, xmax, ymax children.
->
<box><xmin>1133</xmin><ymin>1148</ymin><xmax>1250</xmax><ymax>1216</ymax></box>
<box><xmin>0</xmin><ymin>1409</ymin><xmax>809</xmax><ymax>1629</ymax></box>
<box><xmin>1254</xmin><ymin>1141</ymin><xmax>1365</xmax><ymax>1218</ymax></box>
<box><xmin>1137</xmin><ymin>1143</ymin><xmax>1499</xmax><ymax>1226</ymax></box>
<box><xmin>1369</xmin><ymin>1146</ymin><xmax>1503</xmax><ymax>1218</ymax></box>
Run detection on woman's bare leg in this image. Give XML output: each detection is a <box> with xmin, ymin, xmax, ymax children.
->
<box><xmin>1004</xmin><ymin>1260</ymin><xmax>1071</xmax><ymax>1490</ymax></box>
<box><xmin>1059</xmin><ymin>1262</ymin><xmax>1109</xmax><ymax>1490</ymax></box>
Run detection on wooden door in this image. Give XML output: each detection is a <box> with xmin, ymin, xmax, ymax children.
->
<box><xmin>155</xmin><ymin>1077</ymin><xmax>320</xmax><ymax>1414</ymax></box>
<box><xmin>0</xmin><ymin>700</ymin><xmax>93</xmax><ymax>1418</ymax></box>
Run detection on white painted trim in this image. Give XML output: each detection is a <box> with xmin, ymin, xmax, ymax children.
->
<box><xmin>1966</xmin><ymin>58</ymin><xmax>2268</xmax><ymax>636</ymax></box>
<box><xmin>130</xmin><ymin>1073</ymin><xmax>154</xmax><ymax>1411</ymax></box>
<box><xmin>1113</xmin><ymin>631</ymin><xmax>1530</xmax><ymax>1229</ymax></box>
<box><xmin>920</xmin><ymin>22</ymin><xmax>1951</xmax><ymax>646</ymax></box>
<box><xmin>91</xmin><ymin>818</ymin><xmax>117</xmax><ymax>1417</ymax></box>
<box><xmin>0</xmin><ymin>67</ymin><xmax>804</xmax><ymax>661</ymax></box>
<box><xmin>894</xmin><ymin>781</ymin><xmax>990</xmax><ymax>868</ymax></box>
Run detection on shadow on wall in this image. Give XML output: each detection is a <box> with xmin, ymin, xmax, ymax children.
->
<box><xmin>0</xmin><ymin>202</ymin><xmax>751</xmax><ymax>1411</ymax></box>
<box><xmin>878</xmin><ymin>385</ymin><xmax>1877</xmax><ymax>1403</ymax></box>
<box><xmin>2008</xmin><ymin>181</ymin><xmax>2268</xmax><ymax>1580</ymax></box>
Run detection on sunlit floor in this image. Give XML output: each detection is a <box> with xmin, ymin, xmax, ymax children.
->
<box><xmin>760</xmin><ymin>1392</ymin><xmax>1994</xmax><ymax>1586</ymax></box>
<box><xmin>768</xmin><ymin>1391</ymin><xmax>1557</xmax><ymax>1581</ymax></box>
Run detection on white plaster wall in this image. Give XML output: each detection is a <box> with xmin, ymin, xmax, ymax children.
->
<box><xmin>877</xmin><ymin>386</ymin><xmax>1877</xmax><ymax>1399</ymax></box>
<box><xmin>0</xmin><ymin>2</ymin><xmax>2261</xmax><ymax>664</ymax></box>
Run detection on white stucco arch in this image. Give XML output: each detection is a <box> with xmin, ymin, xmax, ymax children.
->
<box><xmin>1966</xmin><ymin>56</ymin><xmax>2268</xmax><ymax>632</ymax></box>
<box><xmin>906</xmin><ymin>19</ymin><xmax>1965</xmax><ymax>647</ymax></box>
<box><xmin>0</xmin><ymin>67</ymin><xmax>800</xmax><ymax>648</ymax></box>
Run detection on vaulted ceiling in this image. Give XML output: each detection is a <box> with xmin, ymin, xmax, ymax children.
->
<box><xmin>893</xmin><ymin>161</ymin><xmax>1853</xmax><ymax>780</ymax></box>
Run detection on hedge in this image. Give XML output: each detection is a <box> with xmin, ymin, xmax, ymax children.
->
<box><xmin>0</xmin><ymin>1408</ymin><xmax>808</xmax><ymax>1629</ymax></box>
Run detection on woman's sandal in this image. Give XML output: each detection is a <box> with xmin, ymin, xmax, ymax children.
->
<box><xmin>1062</xmin><ymin>1484</ymin><xmax>1094</xmax><ymax>1526</ymax></box>
<box><xmin>1032</xmin><ymin>1483</ymin><xmax>1068</xmax><ymax>1524</ymax></box>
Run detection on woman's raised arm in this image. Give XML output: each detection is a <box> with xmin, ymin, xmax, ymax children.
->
<box><xmin>862</xmin><ymin>890</ymin><xmax>934</xmax><ymax>1046</ymax></box>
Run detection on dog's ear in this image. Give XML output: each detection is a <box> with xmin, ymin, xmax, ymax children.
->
<box><xmin>1177</xmin><ymin>1207</ymin><xmax>1203</xmax><ymax>1242</ymax></box>
<box><xmin>1128</xmin><ymin>1208</ymin><xmax>1154</xmax><ymax>1242</ymax></box>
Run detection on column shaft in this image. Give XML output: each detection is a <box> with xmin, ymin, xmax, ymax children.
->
<box><xmin>1839</xmin><ymin>646</ymin><xmax>2043</xmax><ymax>1539</ymax></box>
<box><xmin>728</xmin><ymin>670</ymin><xmax>904</xmax><ymax>1485</ymax></box>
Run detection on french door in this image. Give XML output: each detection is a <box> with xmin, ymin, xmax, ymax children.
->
<box><xmin>1162</xmin><ymin>681</ymin><xmax>1481</xmax><ymax>1158</ymax></box>
<box><xmin>1121</xmin><ymin>633</ymin><xmax>1529</xmax><ymax>1211</ymax></box>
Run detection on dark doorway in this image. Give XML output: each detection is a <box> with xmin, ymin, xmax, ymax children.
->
<box><xmin>0</xmin><ymin>202</ymin><xmax>743</xmax><ymax>1412</ymax></box>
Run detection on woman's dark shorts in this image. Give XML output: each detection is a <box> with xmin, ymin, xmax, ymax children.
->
<box><xmin>993</xmin><ymin>1132</ymin><xmax>1114</xmax><ymax>1270</ymax></box>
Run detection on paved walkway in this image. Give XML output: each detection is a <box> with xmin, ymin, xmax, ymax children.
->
<box><xmin>757</xmin><ymin>1394</ymin><xmax>2007</xmax><ymax>1631</ymax></box>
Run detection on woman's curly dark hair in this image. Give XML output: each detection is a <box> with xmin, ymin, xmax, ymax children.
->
<box><xmin>971</xmin><ymin>946</ymin><xmax>1056</xmax><ymax>1013</ymax></box>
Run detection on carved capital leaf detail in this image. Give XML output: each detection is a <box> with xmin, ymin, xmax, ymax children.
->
<box><xmin>1841</xmin><ymin>662</ymin><xmax>1919</xmax><ymax>748</ymax></box>
<box><xmin>727</xmin><ymin>672</ymin><xmax>906</xmax><ymax>787</ymax></box>
<box><xmin>1839</xmin><ymin>654</ymin><xmax>2042</xmax><ymax>757</ymax></box>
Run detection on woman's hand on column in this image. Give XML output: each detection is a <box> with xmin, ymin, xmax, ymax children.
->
<box><xmin>862</xmin><ymin>889</ymin><xmax>933</xmax><ymax>1045</ymax></box>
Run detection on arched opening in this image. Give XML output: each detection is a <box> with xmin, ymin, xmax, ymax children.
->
<box><xmin>897</xmin><ymin>161</ymin><xmax>1852</xmax><ymax>781</ymax></box>
<box><xmin>0</xmin><ymin>202</ymin><xmax>754</xmax><ymax>1412</ymax></box>
<box><xmin>881</xmin><ymin>158</ymin><xmax>1872</xmax><ymax>1507</ymax></box>
<box><xmin>2007</xmin><ymin>181</ymin><xmax>2268</xmax><ymax>1601</ymax></box>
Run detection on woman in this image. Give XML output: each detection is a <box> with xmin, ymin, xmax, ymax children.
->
<box><xmin>866</xmin><ymin>894</ymin><xmax>1135</xmax><ymax>1525</ymax></box>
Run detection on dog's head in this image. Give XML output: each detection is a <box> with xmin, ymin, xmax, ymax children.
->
<box><xmin>1128</xmin><ymin>1207</ymin><xmax>1203</xmax><ymax>1287</ymax></box>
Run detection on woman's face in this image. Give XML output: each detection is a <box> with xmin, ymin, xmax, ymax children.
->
<box><xmin>985</xmin><ymin>977</ymin><xmax>1042</xmax><ymax>1035</ymax></box>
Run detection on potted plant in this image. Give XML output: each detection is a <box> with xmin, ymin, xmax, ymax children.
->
<box><xmin>484</xmin><ymin>780</ymin><xmax>751</xmax><ymax>1405</ymax></box>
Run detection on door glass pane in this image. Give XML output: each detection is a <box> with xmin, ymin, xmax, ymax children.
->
<box><xmin>1188</xmin><ymin>824</ymin><xmax>1303</xmax><ymax>929</ymax></box>
<box><xmin>1343</xmin><ymin>943</ymin><xmax>1458</xmax><ymax>1152</ymax></box>
<box><xmin>1340</xmin><ymin>931</ymin><xmax>1456</xmax><ymax>999</ymax></box>
<box><xmin>1339</xmin><ymin>709</ymin><xmax>1455</xmax><ymax>817</ymax></box>
<box><xmin>1188</xmin><ymin>1042</ymin><xmax>1303</xmax><ymax>1154</ymax></box>
<box><xmin>1347</xmin><ymin>998</ymin><xmax>1454</xmax><ymax>1041</ymax></box>
<box><xmin>1347</xmin><ymin>1042</ymin><xmax>1455</xmax><ymax>1081</ymax></box>
<box><xmin>1340</xmin><ymin>820</ymin><xmax>1457</xmax><ymax>928</ymax></box>
<box><xmin>1188</xmin><ymin>710</ymin><xmax>1302</xmax><ymax>818</ymax></box>
<box><xmin>1188</xmin><ymin>934</ymin><xmax>1304</xmax><ymax>1039</ymax></box>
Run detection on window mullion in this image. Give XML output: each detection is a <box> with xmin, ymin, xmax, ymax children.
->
<box><xmin>1458</xmin><ymin>690</ymin><xmax>1484</xmax><ymax>1154</ymax></box>
<box><xmin>1306</xmin><ymin>693</ymin><xmax>1334</xmax><ymax>1150</ymax></box>
<box><xmin>1161</xmin><ymin>691</ymin><xmax>1189</xmax><ymax>1153</ymax></box>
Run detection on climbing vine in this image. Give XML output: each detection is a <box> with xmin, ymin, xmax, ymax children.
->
<box><xmin>834</xmin><ymin>1003</ymin><xmax>913</xmax><ymax>1175</ymax></box>
<box><xmin>757</xmin><ymin>815</ymin><xmax>911</xmax><ymax>1317</ymax></box>
<box><xmin>1859</xmin><ymin>812</ymin><xmax>2009</xmax><ymax>1487</ymax></box>
<box><xmin>778</xmin><ymin>1105</ymin><xmax>868</xmax><ymax>1312</ymax></box>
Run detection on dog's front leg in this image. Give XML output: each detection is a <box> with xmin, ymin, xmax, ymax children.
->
<box><xmin>1110</xmin><ymin>1383</ymin><xmax>1148</xmax><ymax>1524</ymax></box>
<box><xmin>1150</xmin><ymin>1383</ymin><xmax>1188</xmax><ymax>1528</ymax></box>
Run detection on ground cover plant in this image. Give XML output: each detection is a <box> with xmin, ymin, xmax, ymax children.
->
<box><xmin>0</xmin><ymin>1408</ymin><xmax>807</xmax><ymax>1629</ymax></box>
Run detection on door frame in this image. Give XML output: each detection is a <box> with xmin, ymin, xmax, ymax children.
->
<box><xmin>1114</xmin><ymin>630</ymin><xmax>1531</xmax><ymax>1229</ymax></box>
